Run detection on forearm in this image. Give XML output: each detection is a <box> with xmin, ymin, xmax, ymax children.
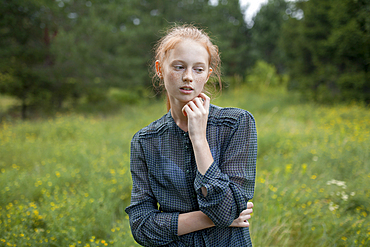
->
<box><xmin>193</xmin><ymin>160</ymin><xmax>252</xmax><ymax>227</ymax></box>
<box><xmin>178</xmin><ymin>211</ymin><xmax>215</xmax><ymax>236</ymax></box>
<box><xmin>192</xmin><ymin>138</ymin><xmax>213</xmax><ymax>197</ymax></box>
<box><xmin>178</xmin><ymin>204</ymin><xmax>254</xmax><ymax>236</ymax></box>
<box><xmin>192</xmin><ymin>138</ymin><xmax>213</xmax><ymax>175</ymax></box>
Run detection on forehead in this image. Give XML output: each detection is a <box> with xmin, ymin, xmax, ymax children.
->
<box><xmin>165</xmin><ymin>39</ymin><xmax>209</xmax><ymax>64</ymax></box>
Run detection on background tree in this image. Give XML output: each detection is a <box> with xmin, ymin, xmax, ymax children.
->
<box><xmin>249</xmin><ymin>0</ymin><xmax>289</xmax><ymax>73</ymax></box>
<box><xmin>205</xmin><ymin>0</ymin><xmax>251</xmax><ymax>76</ymax></box>
<box><xmin>280</xmin><ymin>0</ymin><xmax>370</xmax><ymax>102</ymax></box>
<box><xmin>2</xmin><ymin>0</ymin><xmax>369</xmax><ymax>118</ymax></box>
<box><xmin>49</xmin><ymin>0</ymin><xmax>250</xmax><ymax>103</ymax></box>
<box><xmin>1</xmin><ymin>0</ymin><xmax>251</xmax><ymax>117</ymax></box>
<box><xmin>0</xmin><ymin>0</ymin><xmax>52</xmax><ymax>118</ymax></box>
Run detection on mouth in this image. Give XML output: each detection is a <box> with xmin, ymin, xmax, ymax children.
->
<box><xmin>179</xmin><ymin>86</ymin><xmax>194</xmax><ymax>93</ymax></box>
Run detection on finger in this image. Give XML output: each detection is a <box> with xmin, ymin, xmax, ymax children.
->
<box><xmin>241</xmin><ymin>208</ymin><xmax>253</xmax><ymax>215</ymax></box>
<box><xmin>183</xmin><ymin>102</ymin><xmax>200</xmax><ymax>120</ymax></box>
<box><xmin>239</xmin><ymin>210</ymin><xmax>252</xmax><ymax>218</ymax></box>
<box><xmin>199</xmin><ymin>93</ymin><xmax>210</xmax><ymax>102</ymax></box>
<box><xmin>187</xmin><ymin>100</ymin><xmax>200</xmax><ymax>114</ymax></box>
<box><xmin>230</xmin><ymin>217</ymin><xmax>250</xmax><ymax>228</ymax></box>
<box><xmin>238</xmin><ymin>214</ymin><xmax>251</xmax><ymax>222</ymax></box>
<box><xmin>247</xmin><ymin>202</ymin><xmax>254</xmax><ymax>209</ymax></box>
<box><xmin>192</xmin><ymin>97</ymin><xmax>205</xmax><ymax>112</ymax></box>
<box><xmin>199</xmin><ymin>93</ymin><xmax>210</xmax><ymax>109</ymax></box>
<box><xmin>182</xmin><ymin>104</ymin><xmax>191</xmax><ymax>117</ymax></box>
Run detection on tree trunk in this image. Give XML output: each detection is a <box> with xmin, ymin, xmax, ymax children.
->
<box><xmin>21</xmin><ymin>98</ymin><xmax>27</xmax><ymax>120</ymax></box>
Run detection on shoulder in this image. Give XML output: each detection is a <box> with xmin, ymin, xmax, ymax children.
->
<box><xmin>209</xmin><ymin>104</ymin><xmax>256</xmax><ymax>127</ymax></box>
<box><xmin>132</xmin><ymin>113</ymin><xmax>169</xmax><ymax>142</ymax></box>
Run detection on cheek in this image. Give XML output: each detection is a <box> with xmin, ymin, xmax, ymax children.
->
<box><xmin>169</xmin><ymin>72</ymin><xmax>181</xmax><ymax>82</ymax></box>
<box><xmin>164</xmin><ymin>72</ymin><xmax>181</xmax><ymax>91</ymax></box>
<box><xmin>164</xmin><ymin>71</ymin><xmax>181</xmax><ymax>83</ymax></box>
<box><xmin>195</xmin><ymin>75</ymin><xmax>208</xmax><ymax>87</ymax></box>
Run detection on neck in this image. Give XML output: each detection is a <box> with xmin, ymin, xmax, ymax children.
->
<box><xmin>170</xmin><ymin>101</ymin><xmax>188</xmax><ymax>132</ymax></box>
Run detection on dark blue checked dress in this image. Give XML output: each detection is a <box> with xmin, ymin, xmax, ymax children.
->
<box><xmin>125</xmin><ymin>104</ymin><xmax>257</xmax><ymax>246</ymax></box>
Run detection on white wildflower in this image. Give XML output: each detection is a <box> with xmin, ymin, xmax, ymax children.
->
<box><xmin>329</xmin><ymin>202</ymin><xmax>339</xmax><ymax>211</ymax></box>
<box><xmin>326</xmin><ymin>179</ymin><xmax>346</xmax><ymax>189</ymax></box>
<box><xmin>341</xmin><ymin>192</ymin><xmax>348</xmax><ymax>201</ymax></box>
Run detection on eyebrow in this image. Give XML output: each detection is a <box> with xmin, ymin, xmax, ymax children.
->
<box><xmin>171</xmin><ymin>60</ymin><xmax>207</xmax><ymax>66</ymax></box>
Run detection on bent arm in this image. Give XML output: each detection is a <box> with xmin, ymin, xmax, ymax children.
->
<box><xmin>178</xmin><ymin>201</ymin><xmax>254</xmax><ymax>235</ymax></box>
<box><xmin>178</xmin><ymin>211</ymin><xmax>214</xmax><ymax>236</ymax></box>
<box><xmin>193</xmin><ymin>111</ymin><xmax>257</xmax><ymax>227</ymax></box>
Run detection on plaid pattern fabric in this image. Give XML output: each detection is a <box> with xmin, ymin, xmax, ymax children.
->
<box><xmin>125</xmin><ymin>104</ymin><xmax>257</xmax><ymax>246</ymax></box>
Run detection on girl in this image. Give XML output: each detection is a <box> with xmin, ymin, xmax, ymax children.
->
<box><xmin>125</xmin><ymin>25</ymin><xmax>257</xmax><ymax>246</ymax></box>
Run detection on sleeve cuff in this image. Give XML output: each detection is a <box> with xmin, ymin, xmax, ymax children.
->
<box><xmin>171</xmin><ymin>211</ymin><xmax>180</xmax><ymax>239</ymax></box>
<box><xmin>194</xmin><ymin>161</ymin><xmax>229</xmax><ymax>197</ymax></box>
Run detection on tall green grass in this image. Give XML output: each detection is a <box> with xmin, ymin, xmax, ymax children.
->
<box><xmin>1</xmin><ymin>86</ymin><xmax>369</xmax><ymax>246</ymax></box>
<box><xmin>214</xmin><ymin>86</ymin><xmax>370</xmax><ymax>246</ymax></box>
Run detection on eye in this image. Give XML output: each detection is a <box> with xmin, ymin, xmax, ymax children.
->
<box><xmin>194</xmin><ymin>67</ymin><xmax>204</xmax><ymax>73</ymax></box>
<box><xmin>174</xmin><ymin>65</ymin><xmax>184</xmax><ymax>70</ymax></box>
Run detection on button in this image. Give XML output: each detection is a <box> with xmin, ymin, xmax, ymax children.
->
<box><xmin>185</xmin><ymin>145</ymin><xmax>188</xmax><ymax>149</ymax></box>
<box><xmin>186</xmin><ymin>170</ymin><xmax>190</xmax><ymax>173</ymax></box>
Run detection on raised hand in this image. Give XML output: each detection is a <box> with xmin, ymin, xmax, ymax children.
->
<box><xmin>182</xmin><ymin>93</ymin><xmax>210</xmax><ymax>144</ymax></box>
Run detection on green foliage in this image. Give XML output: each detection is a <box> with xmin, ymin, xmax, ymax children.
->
<box><xmin>108</xmin><ymin>88</ymin><xmax>141</xmax><ymax>105</ymax></box>
<box><xmin>0</xmin><ymin>103</ymin><xmax>165</xmax><ymax>246</ymax></box>
<box><xmin>1</xmin><ymin>87</ymin><xmax>369</xmax><ymax>246</ymax></box>
<box><xmin>2</xmin><ymin>0</ymin><xmax>369</xmax><ymax>118</ymax></box>
<box><xmin>213</xmin><ymin>86</ymin><xmax>370</xmax><ymax>246</ymax></box>
<box><xmin>249</xmin><ymin>0</ymin><xmax>289</xmax><ymax>73</ymax></box>
<box><xmin>0</xmin><ymin>0</ymin><xmax>52</xmax><ymax>118</ymax></box>
<box><xmin>1</xmin><ymin>0</ymin><xmax>251</xmax><ymax>117</ymax></box>
<box><xmin>245</xmin><ymin>60</ymin><xmax>288</xmax><ymax>90</ymax></box>
<box><xmin>280</xmin><ymin>0</ymin><xmax>370</xmax><ymax>103</ymax></box>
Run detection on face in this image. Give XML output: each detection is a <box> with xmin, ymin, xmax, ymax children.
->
<box><xmin>156</xmin><ymin>39</ymin><xmax>212</xmax><ymax>107</ymax></box>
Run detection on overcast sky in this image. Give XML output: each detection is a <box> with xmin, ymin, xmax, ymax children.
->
<box><xmin>209</xmin><ymin>0</ymin><xmax>270</xmax><ymax>25</ymax></box>
<box><xmin>209</xmin><ymin>0</ymin><xmax>294</xmax><ymax>26</ymax></box>
<box><xmin>239</xmin><ymin>0</ymin><xmax>268</xmax><ymax>24</ymax></box>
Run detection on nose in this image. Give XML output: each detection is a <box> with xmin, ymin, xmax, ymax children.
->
<box><xmin>182</xmin><ymin>68</ymin><xmax>193</xmax><ymax>82</ymax></box>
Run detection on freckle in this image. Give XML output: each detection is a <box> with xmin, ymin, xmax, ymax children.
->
<box><xmin>169</xmin><ymin>73</ymin><xmax>181</xmax><ymax>81</ymax></box>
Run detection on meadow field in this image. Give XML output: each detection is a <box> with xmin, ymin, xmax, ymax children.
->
<box><xmin>0</xmin><ymin>86</ymin><xmax>369</xmax><ymax>247</ymax></box>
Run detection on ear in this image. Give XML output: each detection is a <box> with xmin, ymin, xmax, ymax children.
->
<box><xmin>206</xmin><ymin>67</ymin><xmax>213</xmax><ymax>82</ymax></box>
<box><xmin>155</xmin><ymin>60</ymin><xmax>162</xmax><ymax>78</ymax></box>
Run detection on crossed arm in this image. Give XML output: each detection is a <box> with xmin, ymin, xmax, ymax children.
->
<box><xmin>126</xmin><ymin>95</ymin><xmax>257</xmax><ymax>245</ymax></box>
<box><xmin>179</xmin><ymin>93</ymin><xmax>254</xmax><ymax>236</ymax></box>
<box><xmin>178</xmin><ymin>202</ymin><xmax>254</xmax><ymax>236</ymax></box>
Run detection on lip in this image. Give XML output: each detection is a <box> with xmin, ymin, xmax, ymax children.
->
<box><xmin>179</xmin><ymin>86</ymin><xmax>194</xmax><ymax>94</ymax></box>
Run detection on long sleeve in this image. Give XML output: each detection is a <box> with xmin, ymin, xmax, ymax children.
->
<box><xmin>125</xmin><ymin>106</ymin><xmax>256</xmax><ymax>246</ymax></box>
<box><xmin>125</xmin><ymin>132</ymin><xmax>180</xmax><ymax>246</ymax></box>
<box><xmin>194</xmin><ymin>110</ymin><xmax>257</xmax><ymax>227</ymax></box>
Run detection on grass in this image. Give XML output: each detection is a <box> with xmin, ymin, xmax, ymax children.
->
<box><xmin>1</xmin><ymin>86</ymin><xmax>369</xmax><ymax>246</ymax></box>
